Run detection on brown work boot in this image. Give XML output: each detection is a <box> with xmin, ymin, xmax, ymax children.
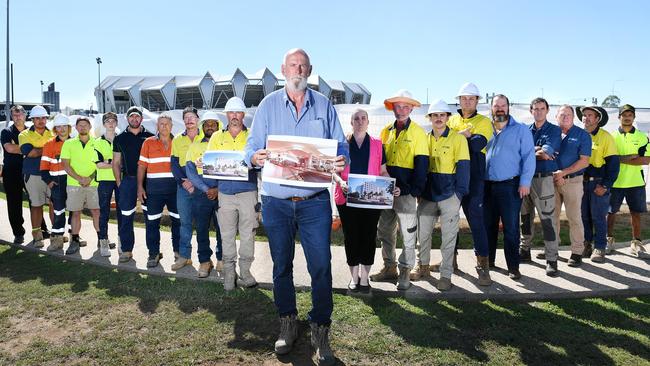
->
<box><xmin>171</xmin><ymin>256</ymin><xmax>192</xmax><ymax>271</ymax></box>
<box><xmin>630</xmin><ymin>239</ymin><xmax>650</xmax><ymax>259</ymax></box>
<box><xmin>46</xmin><ymin>235</ymin><xmax>64</xmax><ymax>252</ymax></box>
<box><xmin>369</xmin><ymin>264</ymin><xmax>398</xmax><ymax>282</ymax></box>
<box><xmin>32</xmin><ymin>229</ymin><xmax>44</xmax><ymax>248</ymax></box>
<box><xmin>476</xmin><ymin>256</ymin><xmax>492</xmax><ymax>286</ymax></box>
<box><xmin>606</xmin><ymin>236</ymin><xmax>615</xmax><ymax>254</ymax></box>
<box><xmin>409</xmin><ymin>263</ymin><xmax>430</xmax><ymax>281</ymax></box>
<box><xmin>197</xmin><ymin>261</ymin><xmax>213</xmax><ymax>278</ymax></box>
<box><xmin>430</xmin><ymin>253</ymin><xmax>458</xmax><ymax>272</ymax></box>
<box><xmin>582</xmin><ymin>241</ymin><xmax>593</xmax><ymax>258</ymax></box>
<box><xmin>436</xmin><ymin>276</ymin><xmax>452</xmax><ymax>291</ymax></box>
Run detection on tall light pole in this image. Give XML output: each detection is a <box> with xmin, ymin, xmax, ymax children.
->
<box><xmin>4</xmin><ymin>0</ymin><xmax>10</xmax><ymax>123</ymax></box>
<box><xmin>40</xmin><ymin>80</ymin><xmax>43</xmax><ymax>103</ymax></box>
<box><xmin>96</xmin><ymin>57</ymin><xmax>102</xmax><ymax>112</ymax></box>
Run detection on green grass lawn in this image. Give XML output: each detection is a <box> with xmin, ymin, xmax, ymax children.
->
<box><xmin>0</xmin><ymin>243</ymin><xmax>649</xmax><ymax>365</ymax></box>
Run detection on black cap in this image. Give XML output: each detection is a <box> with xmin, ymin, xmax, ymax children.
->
<box><xmin>619</xmin><ymin>104</ymin><xmax>635</xmax><ymax>116</ymax></box>
<box><xmin>126</xmin><ymin>106</ymin><xmax>143</xmax><ymax>117</ymax></box>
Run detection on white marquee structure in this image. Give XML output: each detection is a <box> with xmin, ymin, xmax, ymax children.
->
<box><xmin>95</xmin><ymin>68</ymin><xmax>371</xmax><ymax>113</ymax></box>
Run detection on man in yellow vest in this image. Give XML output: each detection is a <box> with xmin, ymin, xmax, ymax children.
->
<box><xmin>606</xmin><ymin>104</ymin><xmax>650</xmax><ymax>258</ymax></box>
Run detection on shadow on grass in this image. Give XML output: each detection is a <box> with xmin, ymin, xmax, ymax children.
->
<box><xmin>0</xmin><ymin>243</ymin><xmax>323</xmax><ymax>365</ymax></box>
<box><xmin>361</xmin><ymin>294</ymin><xmax>649</xmax><ymax>365</ymax></box>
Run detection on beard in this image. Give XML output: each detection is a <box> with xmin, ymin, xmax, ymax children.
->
<box><xmin>286</xmin><ymin>76</ymin><xmax>308</xmax><ymax>92</ymax></box>
<box><xmin>493</xmin><ymin>111</ymin><xmax>508</xmax><ymax>123</ymax></box>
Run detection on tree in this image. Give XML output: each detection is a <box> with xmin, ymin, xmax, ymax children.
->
<box><xmin>602</xmin><ymin>95</ymin><xmax>620</xmax><ymax>108</ymax></box>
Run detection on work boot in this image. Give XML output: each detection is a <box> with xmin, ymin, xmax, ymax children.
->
<box><xmin>409</xmin><ymin>263</ymin><xmax>430</xmax><ymax>281</ymax></box>
<box><xmin>396</xmin><ymin>267</ymin><xmax>411</xmax><ymax>290</ymax></box>
<box><xmin>274</xmin><ymin>314</ymin><xmax>298</xmax><ymax>355</ymax></box>
<box><xmin>197</xmin><ymin>261</ymin><xmax>213</xmax><ymax>278</ymax></box>
<box><xmin>14</xmin><ymin>235</ymin><xmax>24</xmax><ymax>244</ymax></box>
<box><xmin>519</xmin><ymin>248</ymin><xmax>532</xmax><ymax>262</ymax></box>
<box><xmin>171</xmin><ymin>256</ymin><xmax>192</xmax><ymax>271</ymax></box>
<box><xmin>436</xmin><ymin>277</ymin><xmax>452</xmax><ymax>291</ymax></box>
<box><xmin>215</xmin><ymin>260</ymin><xmax>224</xmax><ymax>273</ymax></box>
<box><xmin>310</xmin><ymin>323</ymin><xmax>335</xmax><ymax>366</ymax></box>
<box><xmin>99</xmin><ymin>238</ymin><xmax>111</xmax><ymax>257</ymax></box>
<box><xmin>630</xmin><ymin>239</ymin><xmax>650</xmax><ymax>259</ymax></box>
<box><xmin>32</xmin><ymin>229</ymin><xmax>44</xmax><ymax>248</ymax></box>
<box><xmin>430</xmin><ymin>253</ymin><xmax>458</xmax><ymax>272</ymax></box>
<box><xmin>476</xmin><ymin>256</ymin><xmax>492</xmax><ymax>286</ymax></box>
<box><xmin>118</xmin><ymin>251</ymin><xmax>132</xmax><ymax>263</ymax></box>
<box><xmin>78</xmin><ymin>237</ymin><xmax>87</xmax><ymax>247</ymax></box>
<box><xmin>46</xmin><ymin>235</ymin><xmax>64</xmax><ymax>252</ymax></box>
<box><xmin>369</xmin><ymin>264</ymin><xmax>398</xmax><ymax>282</ymax></box>
<box><xmin>591</xmin><ymin>248</ymin><xmax>606</xmax><ymax>263</ymax></box>
<box><xmin>238</xmin><ymin>263</ymin><xmax>258</xmax><ymax>288</ymax></box>
<box><xmin>146</xmin><ymin>253</ymin><xmax>163</xmax><ymax>268</ymax></box>
<box><xmin>223</xmin><ymin>264</ymin><xmax>237</xmax><ymax>291</ymax></box>
<box><xmin>65</xmin><ymin>238</ymin><xmax>80</xmax><ymax>255</ymax></box>
<box><xmin>546</xmin><ymin>260</ymin><xmax>558</xmax><ymax>277</ymax></box>
<box><xmin>582</xmin><ymin>241</ymin><xmax>593</xmax><ymax>258</ymax></box>
<box><xmin>536</xmin><ymin>252</ymin><xmax>546</xmax><ymax>260</ymax></box>
<box><xmin>606</xmin><ymin>236</ymin><xmax>615</xmax><ymax>254</ymax></box>
<box><xmin>567</xmin><ymin>253</ymin><xmax>582</xmax><ymax>267</ymax></box>
<box><xmin>508</xmin><ymin>269</ymin><xmax>522</xmax><ymax>280</ymax></box>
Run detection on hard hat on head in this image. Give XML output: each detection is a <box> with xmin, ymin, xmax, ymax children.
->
<box><xmin>456</xmin><ymin>82</ymin><xmax>482</xmax><ymax>99</ymax></box>
<box><xmin>224</xmin><ymin>97</ymin><xmax>246</xmax><ymax>113</ymax></box>
<box><xmin>384</xmin><ymin>89</ymin><xmax>421</xmax><ymax>111</ymax></box>
<box><xmin>426</xmin><ymin>99</ymin><xmax>452</xmax><ymax>116</ymax></box>
<box><xmin>200</xmin><ymin>111</ymin><xmax>221</xmax><ymax>125</ymax></box>
<box><xmin>52</xmin><ymin>114</ymin><xmax>71</xmax><ymax>127</ymax></box>
<box><xmin>29</xmin><ymin>105</ymin><xmax>49</xmax><ymax>119</ymax></box>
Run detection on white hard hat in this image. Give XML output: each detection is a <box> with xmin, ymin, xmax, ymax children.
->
<box><xmin>52</xmin><ymin>114</ymin><xmax>71</xmax><ymax>127</ymax></box>
<box><xmin>29</xmin><ymin>105</ymin><xmax>49</xmax><ymax>119</ymax></box>
<box><xmin>200</xmin><ymin>111</ymin><xmax>221</xmax><ymax>124</ymax></box>
<box><xmin>224</xmin><ymin>97</ymin><xmax>246</xmax><ymax>112</ymax></box>
<box><xmin>456</xmin><ymin>82</ymin><xmax>482</xmax><ymax>99</ymax></box>
<box><xmin>426</xmin><ymin>99</ymin><xmax>452</xmax><ymax>115</ymax></box>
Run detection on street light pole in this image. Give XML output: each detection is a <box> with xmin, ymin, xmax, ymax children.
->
<box><xmin>40</xmin><ymin>80</ymin><xmax>43</xmax><ymax>103</ymax></box>
<box><xmin>96</xmin><ymin>57</ymin><xmax>102</xmax><ymax>112</ymax></box>
<box><xmin>4</xmin><ymin>0</ymin><xmax>10</xmax><ymax>123</ymax></box>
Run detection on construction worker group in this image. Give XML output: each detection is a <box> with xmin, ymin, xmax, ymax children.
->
<box><xmin>2</xmin><ymin>48</ymin><xmax>649</xmax><ymax>365</ymax></box>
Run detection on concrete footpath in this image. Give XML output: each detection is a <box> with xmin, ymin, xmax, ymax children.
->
<box><xmin>1</xmin><ymin>199</ymin><xmax>649</xmax><ymax>301</ymax></box>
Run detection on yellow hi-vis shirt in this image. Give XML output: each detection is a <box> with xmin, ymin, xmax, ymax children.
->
<box><xmin>447</xmin><ymin>111</ymin><xmax>493</xmax><ymax>153</ymax></box>
<box><xmin>184</xmin><ymin>137</ymin><xmax>210</xmax><ymax>175</ymax></box>
<box><xmin>60</xmin><ymin>136</ymin><xmax>99</xmax><ymax>187</ymax></box>
<box><xmin>589</xmin><ymin>128</ymin><xmax>618</xmax><ymax>169</ymax></box>
<box><xmin>612</xmin><ymin>126</ymin><xmax>650</xmax><ymax>188</ymax></box>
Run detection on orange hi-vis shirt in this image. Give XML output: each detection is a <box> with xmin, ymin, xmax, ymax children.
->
<box><xmin>138</xmin><ymin>135</ymin><xmax>175</xmax><ymax>194</ymax></box>
<box><xmin>39</xmin><ymin>136</ymin><xmax>67</xmax><ymax>184</ymax></box>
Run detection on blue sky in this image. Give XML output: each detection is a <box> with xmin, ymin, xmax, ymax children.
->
<box><xmin>2</xmin><ymin>0</ymin><xmax>649</xmax><ymax>109</ymax></box>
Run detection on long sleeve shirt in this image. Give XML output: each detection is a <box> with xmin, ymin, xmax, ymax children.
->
<box><xmin>485</xmin><ymin>116</ymin><xmax>536</xmax><ymax>187</ymax></box>
<box><xmin>244</xmin><ymin>88</ymin><xmax>349</xmax><ymax>199</ymax></box>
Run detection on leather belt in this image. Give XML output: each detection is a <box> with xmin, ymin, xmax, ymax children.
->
<box><xmin>565</xmin><ymin>172</ymin><xmax>583</xmax><ymax>179</ymax></box>
<box><xmin>533</xmin><ymin>172</ymin><xmax>553</xmax><ymax>178</ymax></box>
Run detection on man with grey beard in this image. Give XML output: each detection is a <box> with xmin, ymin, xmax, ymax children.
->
<box><xmin>245</xmin><ymin>48</ymin><xmax>348</xmax><ymax>366</ymax></box>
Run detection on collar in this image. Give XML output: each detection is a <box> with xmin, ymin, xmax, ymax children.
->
<box><xmin>201</xmin><ymin>136</ymin><xmax>210</xmax><ymax>143</ymax></box>
<box><xmin>457</xmin><ymin>109</ymin><xmax>478</xmax><ymax>119</ymax></box>
<box><xmin>29</xmin><ymin>125</ymin><xmax>50</xmax><ymax>133</ymax></box>
<box><xmin>618</xmin><ymin>126</ymin><xmax>636</xmax><ymax>134</ymax></box>
<box><xmin>431</xmin><ymin>126</ymin><xmax>450</xmax><ymax>138</ymax></box>
<box><xmin>55</xmin><ymin>135</ymin><xmax>65</xmax><ymax>142</ymax></box>
<box><xmin>590</xmin><ymin>126</ymin><xmax>600</xmax><ymax>136</ymax></box>
<box><xmin>531</xmin><ymin>120</ymin><xmax>548</xmax><ymax>131</ymax></box>
<box><xmin>155</xmin><ymin>133</ymin><xmax>174</xmax><ymax>141</ymax></box>
<box><xmin>282</xmin><ymin>88</ymin><xmax>313</xmax><ymax>109</ymax></box>
<box><xmin>348</xmin><ymin>133</ymin><xmax>370</xmax><ymax>146</ymax></box>
<box><xmin>391</xmin><ymin>118</ymin><xmax>412</xmax><ymax>131</ymax></box>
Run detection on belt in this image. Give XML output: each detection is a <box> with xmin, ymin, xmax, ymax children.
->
<box><xmin>584</xmin><ymin>176</ymin><xmax>602</xmax><ymax>182</ymax></box>
<box><xmin>487</xmin><ymin>176</ymin><xmax>519</xmax><ymax>184</ymax></box>
<box><xmin>565</xmin><ymin>172</ymin><xmax>583</xmax><ymax>179</ymax></box>
<box><xmin>286</xmin><ymin>192</ymin><xmax>321</xmax><ymax>202</ymax></box>
<box><xmin>533</xmin><ymin>172</ymin><xmax>553</xmax><ymax>178</ymax></box>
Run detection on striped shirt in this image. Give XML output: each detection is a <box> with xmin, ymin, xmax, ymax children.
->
<box><xmin>40</xmin><ymin>136</ymin><xmax>67</xmax><ymax>184</ymax></box>
<box><xmin>138</xmin><ymin>135</ymin><xmax>175</xmax><ymax>194</ymax></box>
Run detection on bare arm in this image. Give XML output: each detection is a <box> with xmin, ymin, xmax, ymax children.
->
<box><xmin>2</xmin><ymin>142</ymin><xmax>21</xmax><ymax>154</ymax></box>
<box><xmin>26</xmin><ymin>147</ymin><xmax>43</xmax><ymax>158</ymax></box>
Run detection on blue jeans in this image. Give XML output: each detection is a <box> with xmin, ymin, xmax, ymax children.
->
<box><xmin>460</xmin><ymin>179</ymin><xmax>489</xmax><ymax>257</ymax></box>
<box><xmin>261</xmin><ymin>190</ymin><xmax>333</xmax><ymax>326</ymax></box>
<box><xmin>177</xmin><ymin>186</ymin><xmax>194</xmax><ymax>259</ymax></box>
<box><xmin>582</xmin><ymin>180</ymin><xmax>610</xmax><ymax>249</ymax></box>
<box><xmin>50</xmin><ymin>180</ymin><xmax>67</xmax><ymax>236</ymax></box>
<box><xmin>98</xmin><ymin>181</ymin><xmax>120</xmax><ymax>240</ymax></box>
<box><xmin>145</xmin><ymin>191</ymin><xmax>180</xmax><ymax>256</ymax></box>
<box><xmin>484</xmin><ymin>178</ymin><xmax>522</xmax><ymax>271</ymax></box>
<box><xmin>192</xmin><ymin>191</ymin><xmax>219</xmax><ymax>263</ymax></box>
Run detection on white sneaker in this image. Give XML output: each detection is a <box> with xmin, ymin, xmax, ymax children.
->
<box><xmin>100</xmin><ymin>239</ymin><xmax>111</xmax><ymax>257</ymax></box>
<box><xmin>631</xmin><ymin>239</ymin><xmax>650</xmax><ymax>259</ymax></box>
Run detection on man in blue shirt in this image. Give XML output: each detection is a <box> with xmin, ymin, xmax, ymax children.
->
<box><xmin>245</xmin><ymin>48</ymin><xmax>348</xmax><ymax>365</ymax></box>
<box><xmin>552</xmin><ymin>105</ymin><xmax>591</xmax><ymax>267</ymax></box>
<box><xmin>484</xmin><ymin>94</ymin><xmax>535</xmax><ymax>279</ymax></box>
<box><xmin>519</xmin><ymin>98</ymin><xmax>562</xmax><ymax>276</ymax></box>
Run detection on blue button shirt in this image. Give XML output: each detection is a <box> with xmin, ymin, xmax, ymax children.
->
<box><xmin>244</xmin><ymin>88</ymin><xmax>349</xmax><ymax>199</ymax></box>
<box><xmin>556</xmin><ymin>125</ymin><xmax>592</xmax><ymax>173</ymax></box>
<box><xmin>529</xmin><ymin>120</ymin><xmax>561</xmax><ymax>173</ymax></box>
<box><xmin>485</xmin><ymin>116</ymin><xmax>536</xmax><ymax>187</ymax></box>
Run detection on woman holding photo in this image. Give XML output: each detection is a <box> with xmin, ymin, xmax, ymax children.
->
<box><xmin>335</xmin><ymin>109</ymin><xmax>398</xmax><ymax>294</ymax></box>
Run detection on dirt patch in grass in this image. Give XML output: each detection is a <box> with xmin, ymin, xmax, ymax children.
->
<box><xmin>1</xmin><ymin>316</ymin><xmax>71</xmax><ymax>356</ymax></box>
